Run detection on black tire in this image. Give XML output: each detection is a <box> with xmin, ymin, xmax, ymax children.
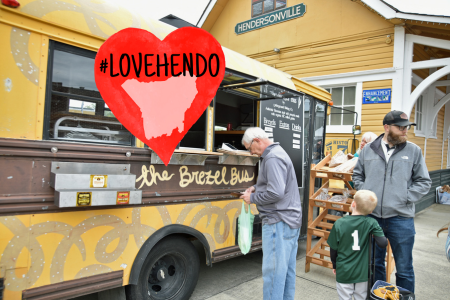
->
<box><xmin>126</xmin><ymin>236</ymin><xmax>200</xmax><ymax>300</ymax></box>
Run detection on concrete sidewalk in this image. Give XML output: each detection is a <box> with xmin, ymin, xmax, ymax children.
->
<box><xmin>192</xmin><ymin>204</ymin><xmax>450</xmax><ymax>300</ymax></box>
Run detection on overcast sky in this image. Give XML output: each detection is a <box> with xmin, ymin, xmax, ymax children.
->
<box><xmin>115</xmin><ymin>1</ymin><xmax>450</xmax><ymax>26</ymax></box>
<box><xmin>117</xmin><ymin>0</ymin><xmax>210</xmax><ymax>25</ymax></box>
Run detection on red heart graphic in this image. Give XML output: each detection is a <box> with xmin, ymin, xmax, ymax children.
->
<box><xmin>95</xmin><ymin>27</ymin><xmax>225</xmax><ymax>165</ymax></box>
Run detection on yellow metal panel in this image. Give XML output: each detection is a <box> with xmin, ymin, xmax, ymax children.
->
<box><xmin>35</xmin><ymin>35</ymin><xmax>48</xmax><ymax>140</ymax></box>
<box><xmin>0</xmin><ymin>200</ymin><xmax>257</xmax><ymax>294</ymax></box>
<box><xmin>0</xmin><ymin>23</ymin><xmax>42</xmax><ymax>139</ymax></box>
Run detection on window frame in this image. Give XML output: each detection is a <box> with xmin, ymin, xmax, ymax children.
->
<box><xmin>414</xmin><ymin>95</ymin><xmax>424</xmax><ymax>136</ymax></box>
<box><xmin>251</xmin><ymin>0</ymin><xmax>287</xmax><ymax>18</ymax></box>
<box><xmin>429</xmin><ymin>115</ymin><xmax>438</xmax><ymax>139</ymax></box>
<box><xmin>43</xmin><ymin>40</ymin><xmax>135</xmax><ymax>146</ymax></box>
<box><xmin>323</xmin><ymin>83</ymin><xmax>361</xmax><ymax>134</ymax></box>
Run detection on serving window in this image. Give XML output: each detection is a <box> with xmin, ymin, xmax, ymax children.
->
<box><xmin>43</xmin><ymin>41</ymin><xmax>133</xmax><ymax>145</ymax></box>
<box><xmin>214</xmin><ymin>70</ymin><xmax>257</xmax><ymax>150</ymax></box>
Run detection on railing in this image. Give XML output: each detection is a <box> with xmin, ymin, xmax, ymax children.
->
<box><xmin>53</xmin><ymin>116</ymin><xmax>128</xmax><ymax>144</ymax></box>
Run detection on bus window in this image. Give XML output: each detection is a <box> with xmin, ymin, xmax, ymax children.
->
<box><xmin>44</xmin><ymin>41</ymin><xmax>134</xmax><ymax>145</ymax></box>
<box><xmin>214</xmin><ymin>70</ymin><xmax>257</xmax><ymax>150</ymax></box>
<box><xmin>179</xmin><ymin>109</ymin><xmax>206</xmax><ymax>149</ymax></box>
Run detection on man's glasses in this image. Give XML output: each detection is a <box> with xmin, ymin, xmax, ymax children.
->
<box><xmin>392</xmin><ymin>125</ymin><xmax>411</xmax><ymax>131</ymax></box>
<box><xmin>246</xmin><ymin>139</ymin><xmax>254</xmax><ymax>151</ymax></box>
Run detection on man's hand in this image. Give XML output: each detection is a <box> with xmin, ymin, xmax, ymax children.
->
<box><xmin>241</xmin><ymin>186</ymin><xmax>255</xmax><ymax>204</ymax></box>
<box><xmin>333</xmin><ymin>269</ymin><xmax>336</xmax><ymax>275</ymax></box>
<box><xmin>245</xmin><ymin>186</ymin><xmax>255</xmax><ymax>193</ymax></box>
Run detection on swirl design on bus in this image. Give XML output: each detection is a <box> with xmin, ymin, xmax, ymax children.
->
<box><xmin>0</xmin><ymin>201</ymin><xmax>257</xmax><ymax>291</ymax></box>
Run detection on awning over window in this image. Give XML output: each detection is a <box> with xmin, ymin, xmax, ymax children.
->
<box><xmin>219</xmin><ymin>71</ymin><xmax>303</xmax><ymax>102</ymax></box>
<box><xmin>222</xmin><ymin>47</ymin><xmax>296</xmax><ymax>90</ymax></box>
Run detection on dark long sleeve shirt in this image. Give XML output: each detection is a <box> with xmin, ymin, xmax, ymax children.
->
<box><xmin>250</xmin><ymin>143</ymin><xmax>302</xmax><ymax>229</ymax></box>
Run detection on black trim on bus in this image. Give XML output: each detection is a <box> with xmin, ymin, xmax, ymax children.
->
<box><xmin>0</xmin><ymin>277</ymin><xmax>4</xmax><ymax>300</ymax></box>
<box><xmin>43</xmin><ymin>40</ymin><xmax>136</xmax><ymax>147</ymax></box>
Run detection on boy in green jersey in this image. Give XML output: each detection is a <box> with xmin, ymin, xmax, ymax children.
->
<box><xmin>328</xmin><ymin>190</ymin><xmax>388</xmax><ymax>300</ymax></box>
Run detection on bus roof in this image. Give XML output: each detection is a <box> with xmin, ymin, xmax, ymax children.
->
<box><xmin>2</xmin><ymin>0</ymin><xmax>329</xmax><ymax>101</ymax></box>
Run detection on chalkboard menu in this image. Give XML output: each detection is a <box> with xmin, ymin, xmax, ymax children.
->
<box><xmin>259</xmin><ymin>95</ymin><xmax>304</xmax><ymax>187</ymax></box>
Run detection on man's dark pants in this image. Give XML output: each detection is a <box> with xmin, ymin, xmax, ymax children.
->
<box><xmin>369</xmin><ymin>215</ymin><xmax>416</xmax><ymax>293</ymax></box>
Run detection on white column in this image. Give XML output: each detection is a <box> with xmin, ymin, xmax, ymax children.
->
<box><xmin>401</xmin><ymin>39</ymin><xmax>414</xmax><ymax>113</ymax></box>
<box><xmin>355</xmin><ymin>82</ymin><xmax>363</xmax><ymax>125</ymax></box>
<box><xmin>392</xmin><ymin>25</ymin><xmax>406</xmax><ymax>112</ymax></box>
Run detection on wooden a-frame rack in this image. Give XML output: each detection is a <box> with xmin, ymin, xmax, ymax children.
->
<box><xmin>305</xmin><ymin>154</ymin><xmax>395</xmax><ymax>283</ymax></box>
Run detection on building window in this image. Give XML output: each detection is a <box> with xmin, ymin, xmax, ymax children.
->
<box><xmin>414</xmin><ymin>95</ymin><xmax>426</xmax><ymax>136</ymax></box>
<box><xmin>44</xmin><ymin>41</ymin><xmax>133</xmax><ymax>145</ymax></box>
<box><xmin>415</xmin><ymin>95</ymin><xmax>423</xmax><ymax>132</ymax></box>
<box><xmin>326</xmin><ymin>87</ymin><xmax>356</xmax><ymax>126</ymax></box>
<box><xmin>252</xmin><ymin>0</ymin><xmax>286</xmax><ymax>18</ymax></box>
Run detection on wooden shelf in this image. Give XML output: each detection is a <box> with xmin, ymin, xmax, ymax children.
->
<box><xmin>305</xmin><ymin>154</ymin><xmax>395</xmax><ymax>283</ymax></box>
<box><xmin>215</xmin><ymin>131</ymin><xmax>245</xmax><ymax>135</ymax></box>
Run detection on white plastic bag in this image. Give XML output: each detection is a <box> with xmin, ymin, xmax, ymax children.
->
<box><xmin>333</xmin><ymin>157</ymin><xmax>358</xmax><ymax>173</ymax></box>
<box><xmin>316</xmin><ymin>188</ymin><xmax>331</xmax><ymax>201</ymax></box>
<box><xmin>329</xmin><ymin>189</ymin><xmax>350</xmax><ymax>203</ymax></box>
<box><xmin>329</xmin><ymin>150</ymin><xmax>349</xmax><ymax>167</ymax></box>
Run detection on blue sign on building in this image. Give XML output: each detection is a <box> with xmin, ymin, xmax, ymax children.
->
<box><xmin>362</xmin><ymin>89</ymin><xmax>391</xmax><ymax>104</ymax></box>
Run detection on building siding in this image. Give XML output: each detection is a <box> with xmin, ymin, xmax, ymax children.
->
<box><xmin>250</xmin><ymin>28</ymin><xmax>394</xmax><ymax>78</ymax></box>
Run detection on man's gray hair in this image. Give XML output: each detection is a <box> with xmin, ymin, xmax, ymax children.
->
<box><xmin>242</xmin><ymin>127</ymin><xmax>269</xmax><ymax>145</ymax></box>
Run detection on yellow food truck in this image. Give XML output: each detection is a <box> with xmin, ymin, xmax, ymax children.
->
<box><xmin>0</xmin><ymin>1</ymin><xmax>330</xmax><ymax>299</ymax></box>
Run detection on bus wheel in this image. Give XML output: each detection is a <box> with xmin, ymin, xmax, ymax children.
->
<box><xmin>127</xmin><ymin>236</ymin><xmax>200</xmax><ymax>300</ymax></box>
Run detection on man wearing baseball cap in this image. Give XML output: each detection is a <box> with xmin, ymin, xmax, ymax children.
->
<box><xmin>353</xmin><ymin>110</ymin><xmax>431</xmax><ymax>293</ymax></box>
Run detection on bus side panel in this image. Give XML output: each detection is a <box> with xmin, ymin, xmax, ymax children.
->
<box><xmin>0</xmin><ymin>23</ymin><xmax>47</xmax><ymax>140</ymax></box>
<box><xmin>0</xmin><ymin>200</ymin><xmax>256</xmax><ymax>299</ymax></box>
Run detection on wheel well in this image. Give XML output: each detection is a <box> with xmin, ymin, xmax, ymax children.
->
<box><xmin>128</xmin><ymin>224</ymin><xmax>212</xmax><ymax>285</ymax></box>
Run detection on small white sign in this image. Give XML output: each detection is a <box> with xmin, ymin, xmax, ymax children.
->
<box><xmin>293</xmin><ymin>144</ymin><xmax>300</xmax><ymax>149</ymax></box>
<box><xmin>267</xmin><ymin>132</ymin><xmax>273</xmax><ymax>137</ymax></box>
<box><xmin>293</xmin><ymin>139</ymin><xmax>300</xmax><ymax>144</ymax></box>
<box><xmin>92</xmin><ymin>175</ymin><xmax>105</xmax><ymax>188</ymax></box>
<box><xmin>293</xmin><ymin>133</ymin><xmax>301</xmax><ymax>138</ymax></box>
<box><xmin>265</xmin><ymin>127</ymin><xmax>273</xmax><ymax>132</ymax></box>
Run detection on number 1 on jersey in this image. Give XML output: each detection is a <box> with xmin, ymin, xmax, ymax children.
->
<box><xmin>352</xmin><ymin>230</ymin><xmax>360</xmax><ymax>251</ymax></box>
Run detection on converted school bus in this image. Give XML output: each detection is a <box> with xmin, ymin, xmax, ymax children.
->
<box><xmin>201</xmin><ymin>0</ymin><xmax>450</xmax><ymax>212</ymax></box>
<box><xmin>0</xmin><ymin>1</ymin><xmax>331</xmax><ymax>299</ymax></box>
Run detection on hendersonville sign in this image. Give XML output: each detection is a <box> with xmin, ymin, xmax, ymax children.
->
<box><xmin>235</xmin><ymin>3</ymin><xmax>306</xmax><ymax>35</ymax></box>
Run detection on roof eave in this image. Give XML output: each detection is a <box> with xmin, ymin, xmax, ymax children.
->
<box><xmin>361</xmin><ymin>0</ymin><xmax>450</xmax><ymax>25</ymax></box>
